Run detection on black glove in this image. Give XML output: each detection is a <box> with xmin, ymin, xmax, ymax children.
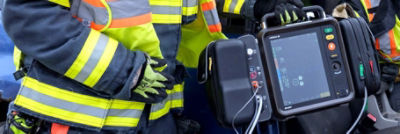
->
<box><xmin>381</xmin><ymin>63</ymin><xmax>399</xmax><ymax>82</ymax></box>
<box><xmin>254</xmin><ymin>0</ymin><xmax>305</xmax><ymax>25</ymax></box>
<box><xmin>131</xmin><ymin>57</ymin><xmax>174</xmax><ymax>103</ymax></box>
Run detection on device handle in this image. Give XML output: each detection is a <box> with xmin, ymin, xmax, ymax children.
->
<box><xmin>261</xmin><ymin>5</ymin><xmax>326</xmax><ymax>29</ymax></box>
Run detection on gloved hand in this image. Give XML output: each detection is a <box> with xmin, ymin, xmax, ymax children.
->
<box><xmin>381</xmin><ymin>63</ymin><xmax>400</xmax><ymax>82</ymax></box>
<box><xmin>131</xmin><ymin>57</ymin><xmax>174</xmax><ymax>103</ymax></box>
<box><xmin>254</xmin><ymin>0</ymin><xmax>305</xmax><ymax>25</ymax></box>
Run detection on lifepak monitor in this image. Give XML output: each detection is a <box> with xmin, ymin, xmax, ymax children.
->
<box><xmin>258</xmin><ymin>6</ymin><xmax>355</xmax><ymax>117</ymax></box>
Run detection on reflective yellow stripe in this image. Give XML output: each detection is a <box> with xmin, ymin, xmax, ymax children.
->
<box><xmin>65</xmin><ymin>30</ymin><xmax>100</xmax><ymax>79</ymax></box>
<box><xmin>394</xmin><ymin>16</ymin><xmax>400</xmax><ymax>50</ymax></box>
<box><xmin>104</xmin><ymin>116</ymin><xmax>140</xmax><ymax>127</ymax></box>
<box><xmin>223</xmin><ymin>0</ymin><xmax>232</xmax><ymax>13</ymax></box>
<box><xmin>171</xmin><ymin>99</ymin><xmax>183</xmax><ymax>108</ymax></box>
<box><xmin>110</xmin><ymin>99</ymin><xmax>145</xmax><ymax>109</ymax></box>
<box><xmin>13</xmin><ymin>47</ymin><xmax>23</xmax><ymax>71</ymax></box>
<box><xmin>149</xmin><ymin>0</ymin><xmax>181</xmax><ymax>6</ymax></box>
<box><xmin>22</xmin><ymin>77</ymin><xmax>110</xmax><ymax>109</ymax></box>
<box><xmin>166</xmin><ymin>84</ymin><xmax>183</xmax><ymax>94</ymax></box>
<box><xmin>84</xmin><ymin>38</ymin><xmax>118</xmax><ymax>87</ymax></box>
<box><xmin>49</xmin><ymin>0</ymin><xmax>71</xmax><ymax>8</ymax></box>
<box><xmin>360</xmin><ymin>0</ymin><xmax>370</xmax><ymax>20</ymax></box>
<box><xmin>149</xmin><ymin>100</ymin><xmax>171</xmax><ymax>120</ymax></box>
<box><xmin>233</xmin><ymin>0</ymin><xmax>244</xmax><ymax>14</ymax></box>
<box><xmin>152</xmin><ymin>14</ymin><xmax>182</xmax><ymax>24</ymax></box>
<box><xmin>183</xmin><ymin>6</ymin><xmax>198</xmax><ymax>16</ymax></box>
<box><xmin>15</xmin><ymin>95</ymin><xmax>104</xmax><ymax>128</ymax></box>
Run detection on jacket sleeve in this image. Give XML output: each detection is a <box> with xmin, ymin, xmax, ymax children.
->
<box><xmin>215</xmin><ymin>0</ymin><xmax>258</xmax><ymax>19</ymax></box>
<box><xmin>2</xmin><ymin>0</ymin><xmax>146</xmax><ymax>100</ymax></box>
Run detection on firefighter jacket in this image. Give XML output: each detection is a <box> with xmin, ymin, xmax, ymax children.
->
<box><xmin>0</xmin><ymin>0</ymin><xmax>257</xmax><ymax>131</ymax></box>
<box><xmin>349</xmin><ymin>0</ymin><xmax>400</xmax><ymax>63</ymax></box>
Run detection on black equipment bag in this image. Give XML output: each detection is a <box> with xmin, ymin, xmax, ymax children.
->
<box><xmin>197</xmin><ymin>39</ymin><xmax>256</xmax><ymax>127</ymax></box>
<box><xmin>339</xmin><ymin>17</ymin><xmax>381</xmax><ymax>96</ymax></box>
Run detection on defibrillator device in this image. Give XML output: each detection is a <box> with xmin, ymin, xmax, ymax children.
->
<box><xmin>198</xmin><ymin>6</ymin><xmax>379</xmax><ymax>127</ymax></box>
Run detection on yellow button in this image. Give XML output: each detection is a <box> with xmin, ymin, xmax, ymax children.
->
<box><xmin>326</xmin><ymin>34</ymin><xmax>335</xmax><ymax>40</ymax></box>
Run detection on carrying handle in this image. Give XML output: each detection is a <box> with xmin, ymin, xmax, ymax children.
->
<box><xmin>261</xmin><ymin>6</ymin><xmax>326</xmax><ymax>30</ymax></box>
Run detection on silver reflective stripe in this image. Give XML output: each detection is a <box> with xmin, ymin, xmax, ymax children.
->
<box><xmin>183</xmin><ymin>0</ymin><xmax>198</xmax><ymax>7</ymax></box>
<box><xmin>78</xmin><ymin>1</ymin><xmax>108</xmax><ymax>25</ymax></box>
<box><xmin>74</xmin><ymin>34</ymin><xmax>109</xmax><ymax>83</ymax></box>
<box><xmin>228</xmin><ymin>0</ymin><xmax>238</xmax><ymax>13</ymax></box>
<box><xmin>392</xmin><ymin>56</ymin><xmax>400</xmax><ymax>61</ymax></box>
<box><xmin>19</xmin><ymin>87</ymin><xmax>106</xmax><ymax>118</ymax></box>
<box><xmin>108</xmin><ymin>0</ymin><xmax>151</xmax><ymax>19</ymax></box>
<box><xmin>203</xmin><ymin>9</ymin><xmax>220</xmax><ymax>25</ymax></box>
<box><xmin>150</xmin><ymin>93</ymin><xmax>183</xmax><ymax>112</ymax></box>
<box><xmin>151</xmin><ymin>6</ymin><xmax>182</xmax><ymax>15</ymax></box>
<box><xmin>172</xmin><ymin>92</ymin><xmax>183</xmax><ymax>100</ymax></box>
<box><xmin>108</xmin><ymin>109</ymin><xmax>142</xmax><ymax>117</ymax></box>
<box><xmin>370</xmin><ymin>0</ymin><xmax>380</xmax><ymax>8</ymax></box>
<box><xmin>379</xmin><ymin>33</ymin><xmax>391</xmax><ymax>55</ymax></box>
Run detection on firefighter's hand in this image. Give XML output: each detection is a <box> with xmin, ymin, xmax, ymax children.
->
<box><xmin>254</xmin><ymin>0</ymin><xmax>305</xmax><ymax>25</ymax></box>
<box><xmin>274</xmin><ymin>0</ymin><xmax>305</xmax><ymax>25</ymax></box>
<box><xmin>131</xmin><ymin>58</ymin><xmax>174</xmax><ymax>103</ymax></box>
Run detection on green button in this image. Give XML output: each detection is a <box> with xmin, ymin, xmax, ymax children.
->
<box><xmin>359</xmin><ymin>64</ymin><xmax>364</xmax><ymax>77</ymax></box>
<box><xmin>324</xmin><ymin>27</ymin><xmax>333</xmax><ymax>33</ymax></box>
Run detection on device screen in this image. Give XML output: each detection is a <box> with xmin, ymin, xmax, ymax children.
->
<box><xmin>270</xmin><ymin>32</ymin><xmax>331</xmax><ymax>106</ymax></box>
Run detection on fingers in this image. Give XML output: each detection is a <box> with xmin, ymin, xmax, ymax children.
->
<box><xmin>150</xmin><ymin>57</ymin><xmax>167</xmax><ymax>68</ymax></box>
<box><xmin>274</xmin><ymin>3</ymin><xmax>305</xmax><ymax>25</ymax></box>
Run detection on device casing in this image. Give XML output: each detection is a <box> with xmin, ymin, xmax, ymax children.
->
<box><xmin>258</xmin><ymin>9</ymin><xmax>355</xmax><ymax>118</ymax></box>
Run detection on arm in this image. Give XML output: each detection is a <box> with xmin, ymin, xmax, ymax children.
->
<box><xmin>2</xmin><ymin>0</ymin><xmax>145</xmax><ymax>100</ymax></box>
<box><xmin>216</xmin><ymin>0</ymin><xmax>277</xmax><ymax>19</ymax></box>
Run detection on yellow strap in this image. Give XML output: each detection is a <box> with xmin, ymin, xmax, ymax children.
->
<box><xmin>48</xmin><ymin>0</ymin><xmax>70</xmax><ymax>8</ymax></box>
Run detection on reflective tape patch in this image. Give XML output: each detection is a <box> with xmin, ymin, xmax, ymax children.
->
<box><xmin>14</xmin><ymin>77</ymin><xmax>145</xmax><ymax>128</ymax></box>
<box><xmin>182</xmin><ymin>0</ymin><xmax>198</xmax><ymax>16</ymax></box>
<box><xmin>183</xmin><ymin>0</ymin><xmax>198</xmax><ymax>7</ymax></box>
<box><xmin>49</xmin><ymin>0</ymin><xmax>71</xmax><ymax>7</ymax></box>
<box><xmin>150</xmin><ymin>0</ymin><xmax>182</xmax><ymax>6</ymax></box>
<box><xmin>222</xmin><ymin>0</ymin><xmax>244</xmax><ymax>14</ymax></box>
<box><xmin>152</xmin><ymin>14</ymin><xmax>182</xmax><ymax>24</ymax></box>
<box><xmin>64</xmin><ymin>30</ymin><xmax>118</xmax><ymax>88</ymax></box>
<box><xmin>150</xmin><ymin>4</ymin><xmax>182</xmax><ymax>24</ymax></box>
<box><xmin>104</xmin><ymin>116</ymin><xmax>140</xmax><ymax>127</ymax></box>
<box><xmin>82</xmin><ymin>0</ymin><xmax>105</xmax><ymax>7</ymax></box>
<box><xmin>182</xmin><ymin>6</ymin><xmax>198</xmax><ymax>16</ymax></box>
<box><xmin>203</xmin><ymin>9</ymin><xmax>219</xmax><ymax>25</ymax></box>
<box><xmin>151</xmin><ymin>6</ymin><xmax>182</xmax><ymax>15</ymax></box>
<box><xmin>19</xmin><ymin>87</ymin><xmax>106</xmax><ymax>118</ymax></box>
<box><xmin>74</xmin><ymin>34</ymin><xmax>109</xmax><ymax>83</ymax></box>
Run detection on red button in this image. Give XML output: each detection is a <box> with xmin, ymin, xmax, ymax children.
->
<box><xmin>250</xmin><ymin>72</ymin><xmax>257</xmax><ymax>79</ymax></box>
<box><xmin>328</xmin><ymin>42</ymin><xmax>336</xmax><ymax>51</ymax></box>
